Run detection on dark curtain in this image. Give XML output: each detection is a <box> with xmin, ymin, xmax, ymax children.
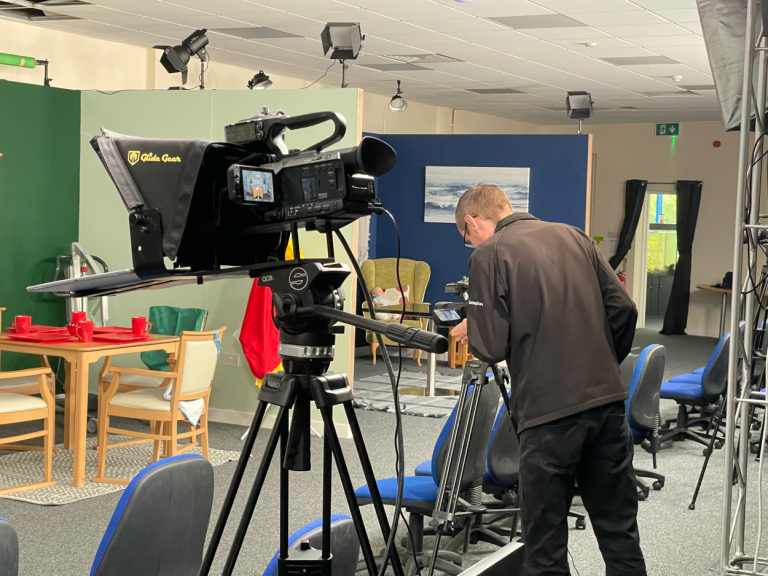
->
<box><xmin>609</xmin><ymin>180</ymin><xmax>648</xmax><ymax>270</ymax></box>
<box><xmin>661</xmin><ymin>180</ymin><xmax>703</xmax><ymax>335</ymax></box>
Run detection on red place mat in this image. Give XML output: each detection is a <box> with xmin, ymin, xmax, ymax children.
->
<box><xmin>93</xmin><ymin>326</ymin><xmax>132</xmax><ymax>334</ymax></box>
<box><xmin>5</xmin><ymin>325</ymin><xmax>67</xmax><ymax>334</ymax></box>
<box><xmin>7</xmin><ymin>333</ymin><xmax>75</xmax><ymax>343</ymax></box>
<box><xmin>92</xmin><ymin>333</ymin><xmax>150</xmax><ymax>343</ymax></box>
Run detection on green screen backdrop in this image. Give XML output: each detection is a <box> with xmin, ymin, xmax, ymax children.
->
<box><xmin>0</xmin><ymin>80</ymin><xmax>80</xmax><ymax>370</ymax></box>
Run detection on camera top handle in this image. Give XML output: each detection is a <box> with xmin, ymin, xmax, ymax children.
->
<box><xmin>264</xmin><ymin>111</ymin><xmax>347</xmax><ymax>158</ymax></box>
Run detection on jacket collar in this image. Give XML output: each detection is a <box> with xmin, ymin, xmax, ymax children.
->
<box><xmin>495</xmin><ymin>213</ymin><xmax>539</xmax><ymax>233</ymax></box>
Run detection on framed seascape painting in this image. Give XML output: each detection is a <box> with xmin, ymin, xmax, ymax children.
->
<box><xmin>424</xmin><ymin>166</ymin><xmax>530</xmax><ymax>223</ymax></box>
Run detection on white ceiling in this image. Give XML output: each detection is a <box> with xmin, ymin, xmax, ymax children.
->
<box><xmin>10</xmin><ymin>0</ymin><xmax>722</xmax><ymax>125</ymax></box>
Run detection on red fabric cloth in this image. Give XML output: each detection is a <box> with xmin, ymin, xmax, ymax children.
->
<box><xmin>239</xmin><ymin>280</ymin><xmax>281</xmax><ymax>380</ymax></box>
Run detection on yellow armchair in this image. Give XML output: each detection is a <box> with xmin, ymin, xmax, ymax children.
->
<box><xmin>360</xmin><ymin>258</ymin><xmax>431</xmax><ymax>365</ymax></box>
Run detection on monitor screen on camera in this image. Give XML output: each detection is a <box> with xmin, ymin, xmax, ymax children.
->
<box><xmin>242</xmin><ymin>169</ymin><xmax>274</xmax><ymax>203</ymax></box>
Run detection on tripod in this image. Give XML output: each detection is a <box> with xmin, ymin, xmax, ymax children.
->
<box><xmin>199</xmin><ymin>260</ymin><xmax>447</xmax><ymax>576</ymax></box>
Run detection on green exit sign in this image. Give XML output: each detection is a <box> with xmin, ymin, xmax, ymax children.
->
<box><xmin>656</xmin><ymin>122</ymin><xmax>679</xmax><ymax>136</ymax></box>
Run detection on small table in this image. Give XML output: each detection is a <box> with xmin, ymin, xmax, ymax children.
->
<box><xmin>363</xmin><ymin>303</ymin><xmax>439</xmax><ymax>396</ymax></box>
<box><xmin>0</xmin><ymin>333</ymin><xmax>179</xmax><ymax>487</ymax></box>
<box><xmin>696</xmin><ymin>284</ymin><xmax>731</xmax><ymax>338</ymax></box>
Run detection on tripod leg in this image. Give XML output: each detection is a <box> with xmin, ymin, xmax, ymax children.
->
<box><xmin>344</xmin><ymin>403</ymin><xmax>405</xmax><ymax>576</ymax></box>
<box><xmin>280</xmin><ymin>415</ymin><xmax>289</xmax><ymax>564</ymax></box>
<box><xmin>222</xmin><ymin>406</ymin><xmax>288</xmax><ymax>576</ymax></box>
<box><xmin>200</xmin><ymin>401</ymin><xmax>268</xmax><ymax>576</ymax></box>
<box><xmin>319</xmin><ymin>406</ymin><xmax>379</xmax><ymax>576</ymax></box>
<box><xmin>689</xmin><ymin>399</ymin><xmax>726</xmax><ymax>510</ymax></box>
<box><xmin>322</xmin><ymin>435</ymin><xmax>332</xmax><ymax>560</ymax></box>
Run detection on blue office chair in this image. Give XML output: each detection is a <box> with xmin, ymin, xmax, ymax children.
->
<box><xmin>263</xmin><ymin>515</ymin><xmax>360</xmax><ymax>576</ymax></box>
<box><xmin>89</xmin><ymin>453</ymin><xmax>214</xmax><ymax>576</ymax></box>
<box><xmin>658</xmin><ymin>327</ymin><xmax>735</xmax><ymax>449</ymax></box>
<box><xmin>355</xmin><ymin>383</ymin><xmax>498</xmax><ymax>576</ymax></box>
<box><xmin>0</xmin><ymin>518</ymin><xmax>18</xmax><ymax>576</ymax></box>
<box><xmin>624</xmin><ymin>345</ymin><xmax>666</xmax><ymax>500</ymax></box>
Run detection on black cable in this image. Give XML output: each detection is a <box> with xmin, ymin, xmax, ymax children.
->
<box><xmin>568</xmin><ymin>549</ymin><xmax>581</xmax><ymax>576</ymax></box>
<box><xmin>303</xmin><ymin>61</ymin><xmax>335</xmax><ymax>89</ymax></box>
<box><xmin>333</xmin><ymin>229</ymin><xmax>416</xmax><ymax>576</ymax></box>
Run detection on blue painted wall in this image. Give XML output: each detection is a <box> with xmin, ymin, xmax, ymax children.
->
<box><xmin>368</xmin><ymin>133</ymin><xmax>591</xmax><ymax>307</ymax></box>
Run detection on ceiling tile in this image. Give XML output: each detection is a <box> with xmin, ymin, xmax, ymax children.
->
<box><xmin>521</xmin><ymin>28</ymin><xmax>611</xmax><ymax>40</ymax></box>
<box><xmin>631</xmin><ymin>0</ymin><xmax>697</xmax><ymax>8</ymax></box>
<box><xmin>651</xmin><ymin>8</ymin><xmax>701</xmax><ymax>23</ymax></box>
<box><xmin>490</xmin><ymin>14</ymin><xmax>587</xmax><ymax>29</ymax></box>
<box><xmin>357</xmin><ymin>20</ymin><xmax>432</xmax><ymax>36</ymax></box>
<box><xmin>286</xmin><ymin>9</ymin><xmax>393</xmax><ymax>24</ymax></box>
<box><xmin>447</xmin><ymin>29</ymin><xmax>533</xmax><ymax>43</ymax></box>
<box><xmin>210</xmin><ymin>26</ymin><xmax>301</xmax><ymax>39</ymax></box>
<box><xmin>532</xmin><ymin>0</ymin><xmax>644</xmax><ymax>13</ymax></box>
<box><xmin>626</xmin><ymin>34</ymin><xmax>703</xmax><ymax>47</ymax></box>
<box><xmin>424</xmin><ymin>18</ymin><xmax>508</xmax><ymax>33</ymax></box>
<box><xmin>599</xmin><ymin>23</ymin><xmax>693</xmax><ymax>37</ymax></box>
<box><xmin>679</xmin><ymin>21</ymin><xmax>703</xmax><ymax>35</ymax></box>
<box><xmin>574</xmin><ymin>11</ymin><xmax>667</xmax><ymax>26</ymax></box>
<box><xmin>347</xmin><ymin>1</ymin><xmax>466</xmax><ymax>21</ymax></box>
<box><xmin>443</xmin><ymin>0</ymin><xmax>554</xmax><ymax>18</ymax></box>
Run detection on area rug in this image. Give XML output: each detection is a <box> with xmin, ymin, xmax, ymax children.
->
<box><xmin>353</xmin><ymin>371</ymin><xmax>463</xmax><ymax>418</ymax></box>
<box><xmin>0</xmin><ymin>436</ymin><xmax>240</xmax><ymax>506</ymax></box>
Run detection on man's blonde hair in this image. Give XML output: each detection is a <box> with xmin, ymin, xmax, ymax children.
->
<box><xmin>454</xmin><ymin>184</ymin><xmax>512</xmax><ymax>229</ymax></box>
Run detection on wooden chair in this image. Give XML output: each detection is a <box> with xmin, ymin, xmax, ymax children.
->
<box><xmin>0</xmin><ymin>367</ymin><xmax>56</xmax><ymax>495</ymax></box>
<box><xmin>93</xmin><ymin>328</ymin><xmax>225</xmax><ymax>485</ymax></box>
<box><xmin>447</xmin><ymin>334</ymin><xmax>474</xmax><ymax>369</ymax></box>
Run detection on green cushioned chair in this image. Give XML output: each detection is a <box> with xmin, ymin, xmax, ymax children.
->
<box><xmin>141</xmin><ymin>306</ymin><xmax>208</xmax><ymax>371</ymax></box>
<box><xmin>360</xmin><ymin>258</ymin><xmax>430</xmax><ymax>365</ymax></box>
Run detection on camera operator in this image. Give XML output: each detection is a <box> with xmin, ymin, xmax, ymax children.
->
<box><xmin>450</xmin><ymin>185</ymin><xmax>645</xmax><ymax>576</ymax></box>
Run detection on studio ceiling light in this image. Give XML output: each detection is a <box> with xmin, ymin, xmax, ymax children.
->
<box><xmin>566</xmin><ymin>91</ymin><xmax>593</xmax><ymax>134</ymax></box>
<box><xmin>389</xmin><ymin>80</ymin><xmax>407</xmax><ymax>112</ymax></box>
<box><xmin>321</xmin><ymin>22</ymin><xmax>363</xmax><ymax>88</ymax></box>
<box><xmin>248</xmin><ymin>70</ymin><xmax>272</xmax><ymax>90</ymax></box>
<box><xmin>154</xmin><ymin>28</ymin><xmax>210</xmax><ymax>89</ymax></box>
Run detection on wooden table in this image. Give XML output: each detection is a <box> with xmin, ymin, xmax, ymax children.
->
<box><xmin>0</xmin><ymin>333</ymin><xmax>179</xmax><ymax>487</ymax></box>
<box><xmin>696</xmin><ymin>284</ymin><xmax>732</xmax><ymax>338</ymax></box>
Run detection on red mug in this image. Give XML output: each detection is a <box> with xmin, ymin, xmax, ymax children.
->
<box><xmin>66</xmin><ymin>324</ymin><xmax>77</xmax><ymax>336</ymax></box>
<box><xmin>71</xmin><ymin>311</ymin><xmax>87</xmax><ymax>324</ymax></box>
<box><xmin>132</xmin><ymin>316</ymin><xmax>152</xmax><ymax>336</ymax></box>
<box><xmin>75</xmin><ymin>321</ymin><xmax>94</xmax><ymax>343</ymax></box>
<box><xmin>13</xmin><ymin>316</ymin><xmax>31</xmax><ymax>334</ymax></box>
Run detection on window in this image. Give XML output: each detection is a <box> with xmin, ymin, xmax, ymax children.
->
<box><xmin>647</xmin><ymin>193</ymin><xmax>677</xmax><ymax>274</ymax></box>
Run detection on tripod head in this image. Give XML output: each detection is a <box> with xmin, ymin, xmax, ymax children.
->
<box><xmin>258</xmin><ymin>259</ymin><xmax>449</xmax><ymax>376</ymax></box>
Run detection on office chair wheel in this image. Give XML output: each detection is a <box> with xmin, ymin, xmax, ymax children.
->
<box><xmin>715</xmin><ymin>440</ymin><xmax>724</xmax><ymax>449</ymax></box>
<box><xmin>653</xmin><ymin>481</ymin><xmax>663</xmax><ymax>491</ymax></box>
<box><xmin>703</xmin><ymin>448</ymin><xmax>712</xmax><ymax>457</ymax></box>
<box><xmin>87</xmin><ymin>418</ymin><xmax>98</xmax><ymax>434</ymax></box>
<box><xmin>575</xmin><ymin>518</ymin><xmax>586</xmax><ymax>530</ymax></box>
<box><xmin>753</xmin><ymin>422</ymin><xmax>761</xmax><ymax>431</ymax></box>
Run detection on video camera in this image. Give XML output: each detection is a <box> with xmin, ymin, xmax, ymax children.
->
<box><xmin>28</xmin><ymin>107</ymin><xmax>396</xmax><ymax>298</ymax></box>
<box><xmin>433</xmin><ymin>276</ymin><xmax>469</xmax><ymax>327</ymax></box>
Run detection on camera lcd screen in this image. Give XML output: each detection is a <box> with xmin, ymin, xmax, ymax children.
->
<box><xmin>301</xmin><ymin>177</ymin><xmax>319</xmax><ymax>201</ymax></box>
<box><xmin>242</xmin><ymin>169</ymin><xmax>274</xmax><ymax>203</ymax></box>
<box><xmin>435</xmin><ymin>309</ymin><xmax>461</xmax><ymax>321</ymax></box>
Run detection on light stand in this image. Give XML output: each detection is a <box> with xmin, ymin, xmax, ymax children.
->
<box><xmin>341</xmin><ymin>59</ymin><xmax>348</xmax><ymax>89</ymax></box>
<box><xmin>36</xmin><ymin>60</ymin><xmax>51</xmax><ymax>87</ymax></box>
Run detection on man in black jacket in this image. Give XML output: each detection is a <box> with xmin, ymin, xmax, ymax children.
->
<box><xmin>451</xmin><ymin>185</ymin><xmax>646</xmax><ymax>576</ymax></box>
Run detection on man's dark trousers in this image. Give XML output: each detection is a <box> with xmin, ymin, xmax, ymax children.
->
<box><xmin>518</xmin><ymin>401</ymin><xmax>647</xmax><ymax>576</ymax></box>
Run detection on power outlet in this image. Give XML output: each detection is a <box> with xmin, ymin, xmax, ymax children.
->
<box><xmin>221</xmin><ymin>354</ymin><xmax>240</xmax><ymax>367</ymax></box>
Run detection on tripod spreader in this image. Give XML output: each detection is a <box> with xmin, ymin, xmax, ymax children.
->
<box><xmin>304</xmin><ymin>305</ymin><xmax>449</xmax><ymax>354</ymax></box>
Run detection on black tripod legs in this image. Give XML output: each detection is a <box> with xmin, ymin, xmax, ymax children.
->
<box><xmin>200</xmin><ymin>401</ymin><xmax>270</xmax><ymax>576</ymax></box>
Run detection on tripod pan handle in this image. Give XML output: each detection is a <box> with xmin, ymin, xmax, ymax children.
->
<box><xmin>384</xmin><ymin>323</ymin><xmax>448</xmax><ymax>354</ymax></box>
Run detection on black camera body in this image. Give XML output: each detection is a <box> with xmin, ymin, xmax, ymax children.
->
<box><xmin>433</xmin><ymin>277</ymin><xmax>470</xmax><ymax>327</ymax></box>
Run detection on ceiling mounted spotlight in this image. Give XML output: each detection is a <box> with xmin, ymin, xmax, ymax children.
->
<box><xmin>154</xmin><ymin>28</ymin><xmax>210</xmax><ymax>90</ymax></box>
<box><xmin>583</xmin><ymin>42</ymin><xmax>598</xmax><ymax>47</ymax></box>
<box><xmin>321</xmin><ymin>22</ymin><xmax>363</xmax><ymax>88</ymax></box>
<box><xmin>248</xmin><ymin>70</ymin><xmax>272</xmax><ymax>90</ymax></box>
<box><xmin>389</xmin><ymin>80</ymin><xmax>407</xmax><ymax>112</ymax></box>
<box><xmin>566</xmin><ymin>90</ymin><xmax>593</xmax><ymax>134</ymax></box>
<box><xmin>672</xmin><ymin>75</ymin><xmax>683</xmax><ymax>82</ymax></box>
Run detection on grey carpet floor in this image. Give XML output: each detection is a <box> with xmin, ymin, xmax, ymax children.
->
<box><xmin>0</xmin><ymin>330</ymin><xmax>739</xmax><ymax>576</ymax></box>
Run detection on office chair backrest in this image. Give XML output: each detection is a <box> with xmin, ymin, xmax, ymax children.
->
<box><xmin>701</xmin><ymin>330</ymin><xmax>733</xmax><ymax>402</ymax></box>
<box><xmin>0</xmin><ymin>518</ymin><xmax>18</xmax><ymax>576</ymax></box>
<box><xmin>89</xmin><ymin>454</ymin><xmax>214</xmax><ymax>576</ymax></box>
<box><xmin>626</xmin><ymin>345</ymin><xmax>666</xmax><ymax>433</ymax></box>
<box><xmin>431</xmin><ymin>383</ymin><xmax>498</xmax><ymax>493</ymax></box>
<box><xmin>485</xmin><ymin>405</ymin><xmax>519</xmax><ymax>489</ymax></box>
<box><xmin>263</xmin><ymin>515</ymin><xmax>360</xmax><ymax>576</ymax></box>
<box><xmin>620</xmin><ymin>353</ymin><xmax>638</xmax><ymax>392</ymax></box>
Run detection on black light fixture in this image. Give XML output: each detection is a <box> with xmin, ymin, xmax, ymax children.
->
<box><xmin>248</xmin><ymin>70</ymin><xmax>272</xmax><ymax>90</ymax></box>
<box><xmin>320</xmin><ymin>22</ymin><xmax>363</xmax><ymax>88</ymax></box>
<box><xmin>154</xmin><ymin>29</ymin><xmax>210</xmax><ymax>90</ymax></box>
<box><xmin>566</xmin><ymin>91</ymin><xmax>593</xmax><ymax>133</ymax></box>
<box><xmin>389</xmin><ymin>80</ymin><xmax>407</xmax><ymax>112</ymax></box>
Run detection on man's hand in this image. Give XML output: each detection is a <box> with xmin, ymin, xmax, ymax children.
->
<box><xmin>451</xmin><ymin>319</ymin><xmax>469</xmax><ymax>345</ymax></box>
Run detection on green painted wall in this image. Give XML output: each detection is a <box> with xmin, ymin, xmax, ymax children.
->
<box><xmin>79</xmin><ymin>89</ymin><xmax>361</xmax><ymax>423</ymax></box>
<box><xmin>0</xmin><ymin>80</ymin><xmax>80</xmax><ymax>371</ymax></box>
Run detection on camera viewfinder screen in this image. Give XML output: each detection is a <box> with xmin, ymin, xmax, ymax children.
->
<box><xmin>242</xmin><ymin>169</ymin><xmax>274</xmax><ymax>203</ymax></box>
<box><xmin>435</xmin><ymin>309</ymin><xmax>461</xmax><ymax>321</ymax></box>
<box><xmin>301</xmin><ymin>177</ymin><xmax>319</xmax><ymax>201</ymax></box>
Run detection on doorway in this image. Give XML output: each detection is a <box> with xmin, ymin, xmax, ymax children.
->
<box><xmin>640</xmin><ymin>186</ymin><xmax>678</xmax><ymax>331</ymax></box>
